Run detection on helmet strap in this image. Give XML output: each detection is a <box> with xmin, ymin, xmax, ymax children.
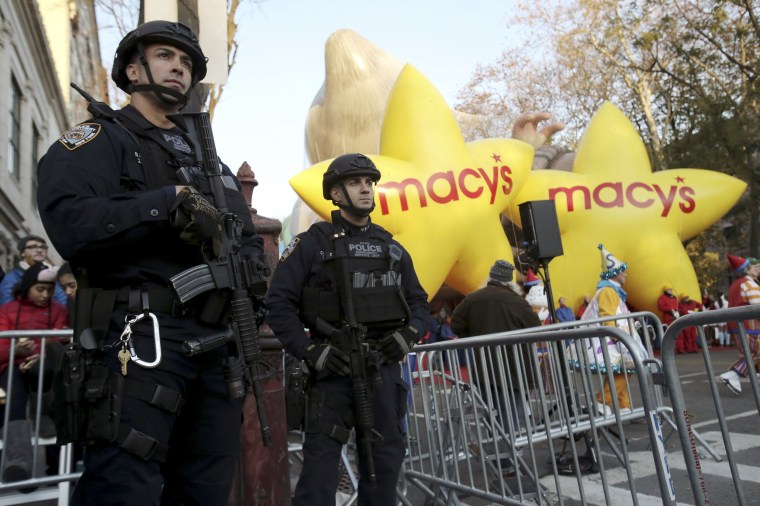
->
<box><xmin>336</xmin><ymin>183</ymin><xmax>375</xmax><ymax>218</ymax></box>
<box><xmin>128</xmin><ymin>41</ymin><xmax>190</xmax><ymax>107</ymax></box>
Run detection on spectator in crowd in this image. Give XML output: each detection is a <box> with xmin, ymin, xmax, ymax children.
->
<box><xmin>576</xmin><ymin>294</ymin><xmax>591</xmax><ymax>320</ymax></box>
<box><xmin>55</xmin><ymin>262</ymin><xmax>77</xmax><ymax>302</ymax></box>
<box><xmin>0</xmin><ymin>263</ymin><xmax>67</xmax><ymax>483</ymax></box>
<box><xmin>56</xmin><ymin>262</ymin><xmax>77</xmax><ymax>323</ymax></box>
<box><xmin>719</xmin><ymin>255</ymin><xmax>760</xmax><ymax>395</ymax></box>
<box><xmin>556</xmin><ymin>297</ymin><xmax>576</xmax><ymax>323</ymax></box>
<box><xmin>657</xmin><ymin>284</ymin><xmax>680</xmax><ymax>328</ymax></box>
<box><xmin>450</xmin><ymin>260</ymin><xmax>541</xmax><ymax>435</ymax></box>
<box><xmin>580</xmin><ymin>244</ymin><xmax>648</xmax><ymax>411</ymax></box>
<box><xmin>0</xmin><ymin>236</ymin><xmax>67</xmax><ymax>306</ymax></box>
<box><xmin>678</xmin><ymin>293</ymin><xmax>702</xmax><ymax>352</ymax></box>
<box><xmin>426</xmin><ymin>308</ymin><xmax>443</xmax><ymax>344</ymax></box>
<box><xmin>713</xmin><ymin>293</ymin><xmax>730</xmax><ymax>346</ymax></box>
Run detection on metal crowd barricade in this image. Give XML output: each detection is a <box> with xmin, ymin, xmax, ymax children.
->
<box><xmin>401</xmin><ymin>317</ymin><xmax>677</xmax><ymax>505</ymax></box>
<box><xmin>0</xmin><ymin>329</ymin><xmax>79</xmax><ymax>506</ymax></box>
<box><xmin>660</xmin><ymin>304</ymin><xmax>760</xmax><ymax>506</ymax></box>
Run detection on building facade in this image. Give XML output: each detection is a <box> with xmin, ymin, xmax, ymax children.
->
<box><xmin>0</xmin><ymin>0</ymin><xmax>102</xmax><ymax>270</ymax></box>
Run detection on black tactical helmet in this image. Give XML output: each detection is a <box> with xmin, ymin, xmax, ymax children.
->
<box><xmin>111</xmin><ymin>20</ymin><xmax>207</xmax><ymax>93</ymax></box>
<box><xmin>322</xmin><ymin>153</ymin><xmax>381</xmax><ymax>200</ymax></box>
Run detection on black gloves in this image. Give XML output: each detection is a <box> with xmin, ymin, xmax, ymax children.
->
<box><xmin>304</xmin><ymin>344</ymin><xmax>350</xmax><ymax>376</ymax></box>
<box><xmin>170</xmin><ymin>187</ymin><xmax>221</xmax><ymax>247</ymax></box>
<box><xmin>378</xmin><ymin>324</ymin><xmax>420</xmax><ymax>364</ymax></box>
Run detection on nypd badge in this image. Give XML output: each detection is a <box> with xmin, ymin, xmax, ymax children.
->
<box><xmin>280</xmin><ymin>237</ymin><xmax>300</xmax><ymax>262</ymax></box>
<box><xmin>59</xmin><ymin>123</ymin><xmax>101</xmax><ymax>151</ymax></box>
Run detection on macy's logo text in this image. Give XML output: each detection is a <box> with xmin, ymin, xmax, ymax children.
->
<box><xmin>377</xmin><ymin>166</ymin><xmax>513</xmax><ymax>215</ymax></box>
<box><xmin>548</xmin><ymin>182</ymin><xmax>695</xmax><ymax>217</ymax></box>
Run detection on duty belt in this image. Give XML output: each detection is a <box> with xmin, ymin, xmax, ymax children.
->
<box><xmin>113</xmin><ymin>286</ymin><xmax>190</xmax><ymax>316</ymax></box>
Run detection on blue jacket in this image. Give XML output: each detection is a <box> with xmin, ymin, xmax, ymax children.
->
<box><xmin>556</xmin><ymin>305</ymin><xmax>576</xmax><ymax>323</ymax></box>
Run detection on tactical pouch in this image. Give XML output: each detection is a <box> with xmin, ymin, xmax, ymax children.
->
<box><xmin>74</xmin><ymin>287</ymin><xmax>116</xmax><ymax>346</ymax></box>
<box><xmin>305</xmin><ymin>388</ymin><xmax>350</xmax><ymax>444</ymax></box>
<box><xmin>83</xmin><ymin>363</ymin><xmax>123</xmax><ymax>443</ymax></box>
<box><xmin>53</xmin><ymin>344</ymin><xmax>87</xmax><ymax>445</ymax></box>
<box><xmin>285</xmin><ymin>358</ymin><xmax>309</xmax><ymax>431</ymax></box>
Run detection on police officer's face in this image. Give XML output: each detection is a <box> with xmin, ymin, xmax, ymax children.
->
<box><xmin>126</xmin><ymin>43</ymin><xmax>193</xmax><ymax>95</ymax></box>
<box><xmin>331</xmin><ymin>176</ymin><xmax>375</xmax><ymax>211</ymax></box>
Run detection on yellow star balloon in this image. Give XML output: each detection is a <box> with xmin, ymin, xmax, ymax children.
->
<box><xmin>290</xmin><ymin>64</ymin><xmax>534</xmax><ymax>299</ymax></box>
<box><xmin>508</xmin><ymin>102</ymin><xmax>747</xmax><ymax>315</ymax></box>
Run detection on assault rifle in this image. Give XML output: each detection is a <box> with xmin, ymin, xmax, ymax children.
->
<box><xmin>70</xmin><ymin>82</ymin><xmax>118</xmax><ymax>120</ymax></box>
<box><xmin>320</xmin><ymin>230</ymin><xmax>383</xmax><ymax>485</ymax></box>
<box><xmin>166</xmin><ymin>112</ymin><xmax>271</xmax><ymax>446</ymax></box>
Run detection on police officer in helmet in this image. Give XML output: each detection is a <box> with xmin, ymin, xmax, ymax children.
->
<box><xmin>37</xmin><ymin>20</ymin><xmax>264</xmax><ymax>505</ymax></box>
<box><xmin>266</xmin><ymin>153</ymin><xmax>429</xmax><ymax>505</ymax></box>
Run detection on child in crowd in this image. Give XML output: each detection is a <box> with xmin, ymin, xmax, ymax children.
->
<box><xmin>0</xmin><ymin>263</ymin><xmax>68</xmax><ymax>483</ymax></box>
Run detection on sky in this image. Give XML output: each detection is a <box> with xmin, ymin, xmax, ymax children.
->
<box><xmin>209</xmin><ymin>0</ymin><xmax>518</xmax><ymax>221</ymax></box>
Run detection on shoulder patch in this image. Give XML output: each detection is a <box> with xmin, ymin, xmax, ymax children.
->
<box><xmin>280</xmin><ymin>237</ymin><xmax>300</xmax><ymax>262</ymax></box>
<box><xmin>58</xmin><ymin>123</ymin><xmax>102</xmax><ymax>151</ymax></box>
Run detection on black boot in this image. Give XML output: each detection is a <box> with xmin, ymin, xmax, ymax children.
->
<box><xmin>2</xmin><ymin>419</ymin><xmax>35</xmax><ymax>491</ymax></box>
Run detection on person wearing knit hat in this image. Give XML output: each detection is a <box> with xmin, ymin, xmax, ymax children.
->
<box><xmin>12</xmin><ymin>264</ymin><xmax>59</xmax><ymax>300</ymax></box>
<box><xmin>0</xmin><ymin>234</ymin><xmax>67</xmax><ymax>306</ymax></box>
<box><xmin>578</xmin><ymin>243</ymin><xmax>648</xmax><ymax>411</ymax></box>
<box><xmin>719</xmin><ymin>254</ymin><xmax>760</xmax><ymax>395</ymax></box>
<box><xmin>0</xmin><ymin>262</ymin><xmax>68</xmax><ymax>483</ymax></box>
<box><xmin>489</xmin><ymin>259</ymin><xmax>515</xmax><ymax>285</ymax></box>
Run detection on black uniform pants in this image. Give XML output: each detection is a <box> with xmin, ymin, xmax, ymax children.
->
<box><xmin>72</xmin><ymin>310</ymin><xmax>244</xmax><ymax>506</ymax></box>
<box><xmin>294</xmin><ymin>362</ymin><xmax>408</xmax><ymax>506</ymax></box>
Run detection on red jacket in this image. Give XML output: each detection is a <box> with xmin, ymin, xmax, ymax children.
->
<box><xmin>678</xmin><ymin>299</ymin><xmax>702</xmax><ymax>317</ymax></box>
<box><xmin>657</xmin><ymin>293</ymin><xmax>679</xmax><ymax>325</ymax></box>
<box><xmin>0</xmin><ymin>298</ymin><xmax>68</xmax><ymax>375</ymax></box>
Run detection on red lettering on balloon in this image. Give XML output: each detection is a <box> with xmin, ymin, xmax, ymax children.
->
<box><xmin>478</xmin><ymin>167</ymin><xmax>499</xmax><ymax>204</ymax></box>
<box><xmin>548</xmin><ymin>181</ymin><xmax>697</xmax><ymax>217</ymax></box>
<box><xmin>548</xmin><ymin>186</ymin><xmax>592</xmax><ymax>212</ymax></box>
<box><xmin>500</xmin><ymin>165</ymin><xmax>513</xmax><ymax>195</ymax></box>
<box><xmin>459</xmin><ymin>168</ymin><xmax>483</xmax><ymax>199</ymax></box>
<box><xmin>378</xmin><ymin>178</ymin><xmax>427</xmax><ymax>214</ymax></box>
<box><xmin>593</xmin><ymin>182</ymin><xmax>624</xmax><ymax>208</ymax></box>
<box><xmin>679</xmin><ymin>187</ymin><xmax>696</xmax><ymax>213</ymax></box>
<box><xmin>626</xmin><ymin>182</ymin><xmax>654</xmax><ymax>208</ymax></box>
<box><xmin>376</xmin><ymin>164</ymin><xmax>513</xmax><ymax>215</ymax></box>
<box><xmin>428</xmin><ymin>171</ymin><xmax>459</xmax><ymax>204</ymax></box>
<box><xmin>653</xmin><ymin>184</ymin><xmax>677</xmax><ymax>217</ymax></box>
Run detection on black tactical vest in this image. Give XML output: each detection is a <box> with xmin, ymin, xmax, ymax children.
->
<box><xmin>300</xmin><ymin>221</ymin><xmax>410</xmax><ymax>336</ymax></box>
